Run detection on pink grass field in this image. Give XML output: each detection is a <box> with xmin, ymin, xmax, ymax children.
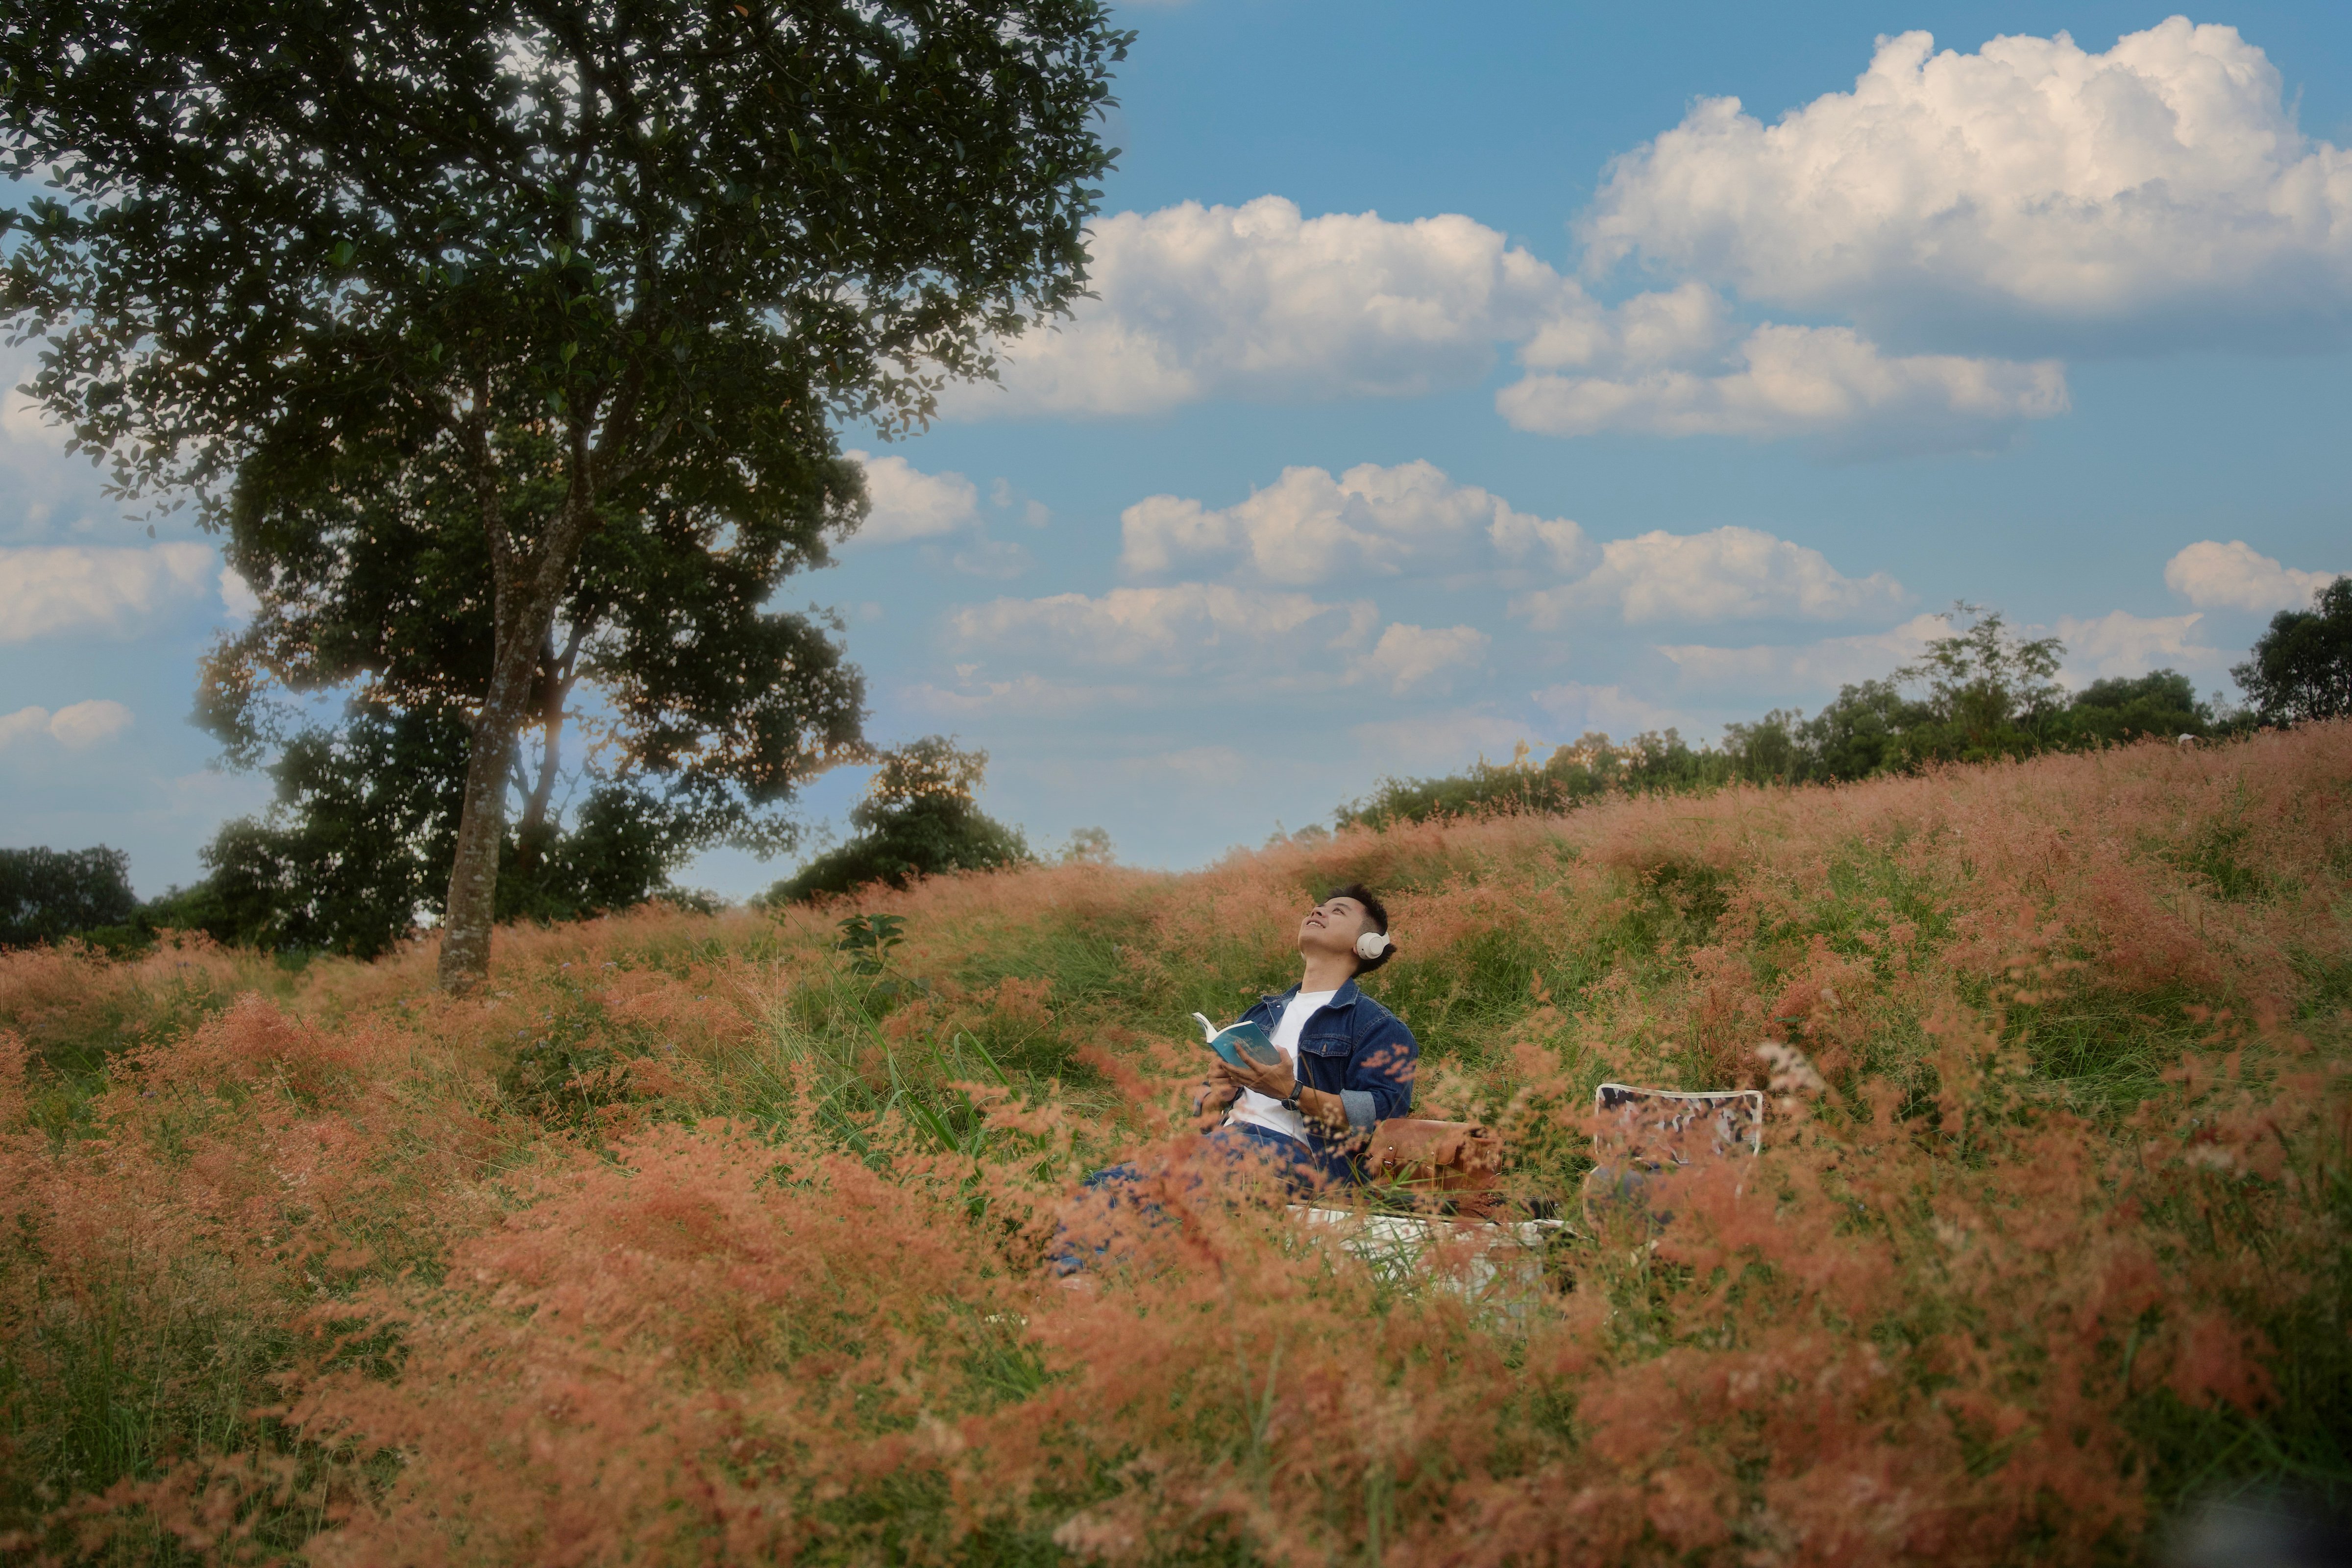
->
<box><xmin>3</xmin><ymin>724</ymin><xmax>2349</xmax><ymax>1565</ymax></box>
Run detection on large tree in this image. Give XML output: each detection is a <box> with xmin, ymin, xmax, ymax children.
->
<box><xmin>1</xmin><ymin>0</ymin><xmax>1129</xmax><ymax>988</ymax></box>
<box><xmin>2234</xmin><ymin>576</ymin><xmax>2352</xmax><ymax>726</ymax></box>
<box><xmin>191</xmin><ymin>413</ymin><xmax>863</xmax><ymax>954</ymax></box>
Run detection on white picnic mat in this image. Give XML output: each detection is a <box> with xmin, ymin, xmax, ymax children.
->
<box><xmin>1290</xmin><ymin>1205</ymin><xmax>1567</xmax><ymax>1310</ymax></box>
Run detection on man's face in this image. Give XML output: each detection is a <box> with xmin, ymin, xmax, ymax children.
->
<box><xmin>1298</xmin><ymin>894</ymin><xmax>1375</xmax><ymax>969</ymax></box>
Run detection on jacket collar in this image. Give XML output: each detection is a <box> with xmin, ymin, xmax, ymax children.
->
<box><xmin>1262</xmin><ymin>976</ymin><xmax>1362</xmax><ymax>1012</ymax></box>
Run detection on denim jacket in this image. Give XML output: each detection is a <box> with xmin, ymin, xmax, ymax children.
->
<box><xmin>1234</xmin><ymin>978</ymin><xmax>1418</xmax><ymax>1150</ymax></box>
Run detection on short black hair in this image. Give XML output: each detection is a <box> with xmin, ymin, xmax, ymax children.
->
<box><xmin>1322</xmin><ymin>882</ymin><xmax>1394</xmax><ymax>973</ymax></box>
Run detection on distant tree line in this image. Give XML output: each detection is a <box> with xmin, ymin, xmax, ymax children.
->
<box><xmin>0</xmin><ymin>735</ymin><xmax>1047</xmax><ymax>952</ymax></box>
<box><xmin>7</xmin><ymin>587</ymin><xmax>2345</xmax><ymax>953</ymax></box>
<box><xmin>1340</xmin><ymin>590</ymin><xmax>2352</xmax><ymax>828</ymax></box>
<box><xmin>0</xmin><ymin>848</ymin><xmax>140</xmax><ymax>951</ymax></box>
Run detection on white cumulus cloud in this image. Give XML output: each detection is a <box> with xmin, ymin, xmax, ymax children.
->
<box><xmin>2054</xmin><ymin>611</ymin><xmax>2224</xmax><ymax>681</ymax></box>
<box><xmin>1655</xmin><ymin>613</ymin><xmax>1951</xmax><ymax>695</ymax></box>
<box><xmin>1108</xmin><ymin>462</ymin><xmax>1904</xmax><ymax>633</ymax></box>
<box><xmin>1349</xmin><ymin>711</ymin><xmax>1535</xmax><ymax>773</ymax></box>
<box><xmin>0</xmin><ymin>543</ymin><xmax>214</xmax><ymax>642</ymax></box>
<box><xmin>937</xmin><ymin>195</ymin><xmax>2081</xmax><ymax>447</ymax></box>
<box><xmin>840</xmin><ymin>451</ymin><xmax>1033</xmax><ymax>578</ymax></box>
<box><xmin>2163</xmin><ymin>539</ymin><xmax>2339</xmax><ymax>613</ymax></box>
<box><xmin>1582</xmin><ymin>19</ymin><xmax>2352</xmax><ymax>342</ymax></box>
<box><xmin>846</xmin><ymin>450</ymin><xmax>980</xmax><ymax>546</ymax></box>
<box><xmin>1350</xmin><ymin>622</ymin><xmax>1490</xmax><ymax>694</ymax></box>
<box><xmin>1105</xmin><ymin>745</ymin><xmax>1257</xmax><ymax>785</ymax></box>
<box><xmin>1529</xmin><ymin>683</ymin><xmax>1691</xmax><ymax>739</ymax></box>
<box><xmin>219</xmin><ymin>567</ymin><xmax>262</xmax><ymax>621</ymax></box>
<box><xmin>1512</xmin><ymin>525</ymin><xmax>1909</xmax><ymax>628</ymax></box>
<box><xmin>0</xmin><ymin>699</ymin><xmax>134</xmax><ymax>753</ymax></box>
<box><xmin>947</xmin><ymin>584</ymin><xmax>1376</xmax><ymax>676</ymax></box>
<box><xmin>954</xmin><ymin>196</ymin><xmax>1576</xmax><ymax>416</ymax></box>
<box><xmin>1500</xmin><ymin>319</ymin><xmax>2066</xmax><ymax>449</ymax></box>
<box><xmin>948</xmin><ymin>538</ymin><xmax>1033</xmax><ymax>580</ymax></box>
<box><xmin>902</xmin><ymin>674</ymin><xmax>1146</xmax><ymax>717</ymax></box>
<box><xmin>1121</xmin><ymin>460</ymin><xmax>1588</xmax><ymax>585</ymax></box>
<box><xmin>0</xmin><ymin>346</ymin><xmax>132</xmax><ymax>543</ymax></box>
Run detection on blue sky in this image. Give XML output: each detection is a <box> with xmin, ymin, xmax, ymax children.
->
<box><xmin>4</xmin><ymin>3</ymin><xmax>2349</xmax><ymax>897</ymax></box>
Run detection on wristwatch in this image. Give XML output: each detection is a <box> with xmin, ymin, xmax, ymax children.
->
<box><xmin>1279</xmin><ymin>1080</ymin><xmax>1304</xmax><ymax>1113</ymax></box>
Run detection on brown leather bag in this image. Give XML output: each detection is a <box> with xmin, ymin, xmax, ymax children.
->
<box><xmin>1359</xmin><ymin>1119</ymin><xmax>1506</xmax><ymax>1216</ymax></box>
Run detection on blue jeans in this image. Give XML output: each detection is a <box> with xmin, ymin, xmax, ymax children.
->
<box><xmin>1055</xmin><ymin>1126</ymin><xmax>1354</xmax><ymax>1274</ymax></box>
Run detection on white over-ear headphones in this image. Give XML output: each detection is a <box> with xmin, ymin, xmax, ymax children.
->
<box><xmin>1355</xmin><ymin>931</ymin><xmax>1392</xmax><ymax>961</ymax></box>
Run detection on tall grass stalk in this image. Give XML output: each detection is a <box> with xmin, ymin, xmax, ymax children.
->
<box><xmin>0</xmin><ymin>724</ymin><xmax>2345</xmax><ymax>1564</ymax></box>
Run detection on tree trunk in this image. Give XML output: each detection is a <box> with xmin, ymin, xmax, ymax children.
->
<box><xmin>514</xmin><ymin>625</ymin><xmax>582</xmax><ymax>875</ymax></box>
<box><xmin>435</xmin><ymin>646</ymin><xmax>539</xmax><ymax>990</ymax></box>
<box><xmin>437</xmin><ymin>421</ymin><xmax>600</xmax><ymax>993</ymax></box>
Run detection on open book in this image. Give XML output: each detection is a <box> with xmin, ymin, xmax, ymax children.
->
<box><xmin>1191</xmin><ymin>1012</ymin><xmax>1284</xmax><ymax>1070</ymax></box>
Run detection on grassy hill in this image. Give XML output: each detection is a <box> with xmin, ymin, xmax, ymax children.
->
<box><xmin>4</xmin><ymin>725</ymin><xmax>2348</xmax><ymax>1565</ymax></box>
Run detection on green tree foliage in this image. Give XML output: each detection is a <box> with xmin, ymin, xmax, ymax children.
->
<box><xmin>2053</xmin><ymin>669</ymin><xmax>2216</xmax><ymax>746</ymax></box>
<box><xmin>2234</xmin><ymin>576</ymin><xmax>2352</xmax><ymax>724</ymax></box>
<box><xmin>1342</xmin><ymin>606</ymin><xmax>2233</xmax><ymax>828</ymax></box>
<box><xmin>143</xmin><ymin>704</ymin><xmax>708</xmax><ymax>958</ymax></box>
<box><xmin>166</xmin><ymin>707</ymin><xmax>463</xmax><ymax>956</ymax></box>
<box><xmin>1889</xmin><ymin>603</ymin><xmax>2067</xmax><ymax>762</ymax></box>
<box><xmin>768</xmin><ymin>737</ymin><xmax>1031</xmax><ymax>903</ymax></box>
<box><xmin>1338</xmin><ymin>732</ymin><xmax>1739</xmax><ymax>827</ymax></box>
<box><xmin>1796</xmin><ymin>680</ymin><xmax>1923</xmax><ymax>780</ymax></box>
<box><xmin>1057</xmin><ymin>826</ymin><xmax>1116</xmax><ymax>865</ymax></box>
<box><xmin>0</xmin><ymin>0</ymin><xmax>1131</xmax><ymax>990</ymax></box>
<box><xmin>0</xmin><ymin>846</ymin><xmax>136</xmax><ymax>948</ymax></box>
<box><xmin>186</xmin><ymin>406</ymin><xmax>858</xmax><ymax>954</ymax></box>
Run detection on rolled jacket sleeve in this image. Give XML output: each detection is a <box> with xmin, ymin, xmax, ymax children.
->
<box><xmin>1232</xmin><ymin>982</ymin><xmax>1418</xmax><ymax>1143</ymax></box>
<box><xmin>1343</xmin><ymin>1010</ymin><xmax>1418</xmax><ymax>1128</ymax></box>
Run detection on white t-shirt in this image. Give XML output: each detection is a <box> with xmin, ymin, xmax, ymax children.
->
<box><xmin>1225</xmin><ymin>989</ymin><xmax>1337</xmax><ymax>1144</ymax></box>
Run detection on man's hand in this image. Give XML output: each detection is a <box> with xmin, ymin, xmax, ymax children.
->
<box><xmin>1220</xmin><ymin>1054</ymin><xmax>1295</xmax><ymax>1102</ymax></box>
<box><xmin>1193</xmin><ymin>1072</ymin><xmax>1242</xmax><ymax>1117</ymax></box>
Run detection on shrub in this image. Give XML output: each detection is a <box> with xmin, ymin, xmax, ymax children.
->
<box><xmin>2055</xmin><ymin>668</ymin><xmax>2217</xmax><ymax>745</ymax></box>
<box><xmin>770</xmin><ymin>736</ymin><xmax>1033</xmax><ymax>902</ymax></box>
<box><xmin>1339</xmin><ymin>732</ymin><xmax>1734</xmax><ymax>828</ymax></box>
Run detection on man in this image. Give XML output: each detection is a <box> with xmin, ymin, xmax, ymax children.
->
<box><xmin>1054</xmin><ymin>886</ymin><xmax>1417</xmax><ymax>1280</ymax></box>
<box><xmin>1192</xmin><ymin>883</ymin><xmax>1418</xmax><ymax>1192</ymax></box>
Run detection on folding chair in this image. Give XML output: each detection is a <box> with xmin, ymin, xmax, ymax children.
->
<box><xmin>1581</xmin><ymin>1081</ymin><xmax>1764</xmax><ymax>1230</ymax></box>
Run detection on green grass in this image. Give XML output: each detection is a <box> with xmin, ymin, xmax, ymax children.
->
<box><xmin>8</xmin><ymin>732</ymin><xmax>2351</xmax><ymax>1564</ymax></box>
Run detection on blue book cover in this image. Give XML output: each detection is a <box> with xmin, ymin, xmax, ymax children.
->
<box><xmin>1191</xmin><ymin>1013</ymin><xmax>1283</xmax><ymax>1069</ymax></box>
